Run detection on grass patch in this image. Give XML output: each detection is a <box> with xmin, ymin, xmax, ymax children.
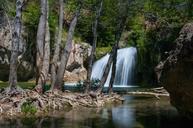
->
<box><xmin>0</xmin><ymin>82</ymin><xmax>35</xmax><ymax>89</ymax></box>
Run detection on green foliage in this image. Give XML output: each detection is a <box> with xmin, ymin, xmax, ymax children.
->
<box><xmin>0</xmin><ymin>0</ymin><xmax>15</xmax><ymax>16</ymax></box>
<box><xmin>22</xmin><ymin>0</ymin><xmax>40</xmax><ymax>63</ymax></box>
<box><xmin>49</xmin><ymin>0</ymin><xmax>59</xmax><ymax>43</ymax></box>
<box><xmin>21</xmin><ymin>101</ymin><xmax>37</xmax><ymax>115</ymax></box>
<box><xmin>128</xmin><ymin>0</ymin><xmax>193</xmax><ymax>85</ymax></box>
<box><xmin>4</xmin><ymin>0</ymin><xmax>193</xmax><ymax>86</ymax></box>
<box><xmin>96</xmin><ymin>47</ymin><xmax>111</xmax><ymax>59</ymax></box>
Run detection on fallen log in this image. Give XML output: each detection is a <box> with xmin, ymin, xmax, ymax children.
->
<box><xmin>127</xmin><ymin>91</ymin><xmax>169</xmax><ymax>99</ymax></box>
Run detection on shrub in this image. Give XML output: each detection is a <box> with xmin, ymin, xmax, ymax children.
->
<box><xmin>21</xmin><ymin>101</ymin><xmax>37</xmax><ymax>115</ymax></box>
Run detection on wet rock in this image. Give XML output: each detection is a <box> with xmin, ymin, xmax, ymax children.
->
<box><xmin>156</xmin><ymin>23</ymin><xmax>193</xmax><ymax>119</ymax></box>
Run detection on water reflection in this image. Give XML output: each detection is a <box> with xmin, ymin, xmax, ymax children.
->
<box><xmin>0</xmin><ymin>96</ymin><xmax>192</xmax><ymax>128</ymax></box>
<box><xmin>112</xmin><ymin>106</ymin><xmax>135</xmax><ymax>128</ymax></box>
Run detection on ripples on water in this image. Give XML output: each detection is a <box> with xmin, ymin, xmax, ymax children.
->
<box><xmin>0</xmin><ymin>95</ymin><xmax>192</xmax><ymax>128</ymax></box>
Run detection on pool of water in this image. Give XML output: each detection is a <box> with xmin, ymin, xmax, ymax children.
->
<box><xmin>0</xmin><ymin>95</ymin><xmax>192</xmax><ymax>128</ymax></box>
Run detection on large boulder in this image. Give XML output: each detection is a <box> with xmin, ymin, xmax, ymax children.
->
<box><xmin>64</xmin><ymin>42</ymin><xmax>91</xmax><ymax>82</ymax></box>
<box><xmin>156</xmin><ymin>23</ymin><xmax>193</xmax><ymax>119</ymax></box>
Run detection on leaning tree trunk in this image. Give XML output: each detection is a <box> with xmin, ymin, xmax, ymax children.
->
<box><xmin>36</xmin><ymin>0</ymin><xmax>50</xmax><ymax>93</ymax></box>
<box><xmin>54</xmin><ymin>5</ymin><xmax>81</xmax><ymax>90</ymax></box>
<box><xmin>96</xmin><ymin>51</ymin><xmax>114</xmax><ymax>93</ymax></box>
<box><xmin>51</xmin><ymin>0</ymin><xmax>64</xmax><ymax>91</ymax></box>
<box><xmin>108</xmin><ymin>44</ymin><xmax>118</xmax><ymax>94</ymax></box>
<box><xmin>8</xmin><ymin>0</ymin><xmax>23</xmax><ymax>93</ymax></box>
<box><xmin>85</xmin><ymin>0</ymin><xmax>103</xmax><ymax>93</ymax></box>
<box><xmin>35</xmin><ymin>0</ymin><xmax>47</xmax><ymax>93</ymax></box>
<box><xmin>108</xmin><ymin>27</ymin><xmax>128</xmax><ymax>94</ymax></box>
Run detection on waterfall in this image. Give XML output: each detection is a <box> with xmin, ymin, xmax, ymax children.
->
<box><xmin>91</xmin><ymin>47</ymin><xmax>137</xmax><ymax>87</ymax></box>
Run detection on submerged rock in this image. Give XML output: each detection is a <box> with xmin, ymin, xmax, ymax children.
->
<box><xmin>156</xmin><ymin>23</ymin><xmax>193</xmax><ymax>119</ymax></box>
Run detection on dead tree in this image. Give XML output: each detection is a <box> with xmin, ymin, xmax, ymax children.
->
<box><xmin>35</xmin><ymin>0</ymin><xmax>48</xmax><ymax>93</ymax></box>
<box><xmin>8</xmin><ymin>0</ymin><xmax>23</xmax><ymax>93</ymax></box>
<box><xmin>85</xmin><ymin>0</ymin><xmax>103</xmax><ymax>93</ymax></box>
<box><xmin>51</xmin><ymin>0</ymin><xmax>64</xmax><ymax>91</ymax></box>
<box><xmin>54</xmin><ymin>3</ymin><xmax>82</xmax><ymax>90</ymax></box>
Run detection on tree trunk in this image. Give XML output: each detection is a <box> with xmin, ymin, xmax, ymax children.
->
<box><xmin>54</xmin><ymin>5</ymin><xmax>81</xmax><ymax>90</ymax></box>
<box><xmin>108</xmin><ymin>3</ymin><xmax>129</xmax><ymax>94</ymax></box>
<box><xmin>37</xmin><ymin>0</ymin><xmax>50</xmax><ymax>92</ymax></box>
<box><xmin>35</xmin><ymin>0</ymin><xmax>47</xmax><ymax>93</ymax></box>
<box><xmin>85</xmin><ymin>0</ymin><xmax>103</xmax><ymax>93</ymax></box>
<box><xmin>8</xmin><ymin>0</ymin><xmax>23</xmax><ymax>92</ymax></box>
<box><xmin>97</xmin><ymin>1</ymin><xmax>129</xmax><ymax>94</ymax></box>
<box><xmin>51</xmin><ymin>0</ymin><xmax>64</xmax><ymax>91</ymax></box>
<box><xmin>96</xmin><ymin>51</ymin><xmax>114</xmax><ymax>93</ymax></box>
<box><xmin>108</xmin><ymin>44</ymin><xmax>118</xmax><ymax>94</ymax></box>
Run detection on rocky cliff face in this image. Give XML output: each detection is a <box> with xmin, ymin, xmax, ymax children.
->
<box><xmin>156</xmin><ymin>23</ymin><xmax>193</xmax><ymax>119</ymax></box>
<box><xmin>0</xmin><ymin>12</ymin><xmax>91</xmax><ymax>83</ymax></box>
<box><xmin>0</xmin><ymin>20</ymin><xmax>32</xmax><ymax>81</ymax></box>
<box><xmin>0</xmin><ymin>23</ymin><xmax>91</xmax><ymax>82</ymax></box>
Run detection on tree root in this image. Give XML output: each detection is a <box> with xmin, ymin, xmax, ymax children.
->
<box><xmin>3</xmin><ymin>86</ymin><xmax>25</xmax><ymax>95</ymax></box>
<box><xmin>0</xmin><ymin>89</ymin><xmax>123</xmax><ymax>116</ymax></box>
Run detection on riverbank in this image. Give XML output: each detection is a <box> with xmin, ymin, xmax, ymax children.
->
<box><xmin>0</xmin><ymin>88</ymin><xmax>123</xmax><ymax>117</ymax></box>
<box><xmin>0</xmin><ymin>82</ymin><xmax>169</xmax><ymax>118</ymax></box>
<box><xmin>1</xmin><ymin>95</ymin><xmax>190</xmax><ymax>128</ymax></box>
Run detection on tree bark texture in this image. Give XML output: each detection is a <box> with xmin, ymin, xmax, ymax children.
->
<box><xmin>55</xmin><ymin>4</ymin><xmax>81</xmax><ymax>90</ymax></box>
<box><xmin>35</xmin><ymin>0</ymin><xmax>48</xmax><ymax>93</ymax></box>
<box><xmin>36</xmin><ymin>0</ymin><xmax>50</xmax><ymax>92</ymax></box>
<box><xmin>85</xmin><ymin>0</ymin><xmax>103</xmax><ymax>93</ymax></box>
<box><xmin>8</xmin><ymin>0</ymin><xmax>23</xmax><ymax>92</ymax></box>
<box><xmin>51</xmin><ymin>0</ymin><xmax>64</xmax><ymax>90</ymax></box>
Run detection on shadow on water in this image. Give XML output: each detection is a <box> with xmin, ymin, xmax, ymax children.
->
<box><xmin>0</xmin><ymin>95</ymin><xmax>193</xmax><ymax>128</ymax></box>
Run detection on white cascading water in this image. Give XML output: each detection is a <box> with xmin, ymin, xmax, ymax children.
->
<box><xmin>91</xmin><ymin>47</ymin><xmax>137</xmax><ymax>87</ymax></box>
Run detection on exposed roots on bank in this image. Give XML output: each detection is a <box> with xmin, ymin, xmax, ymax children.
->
<box><xmin>0</xmin><ymin>89</ymin><xmax>123</xmax><ymax>116</ymax></box>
